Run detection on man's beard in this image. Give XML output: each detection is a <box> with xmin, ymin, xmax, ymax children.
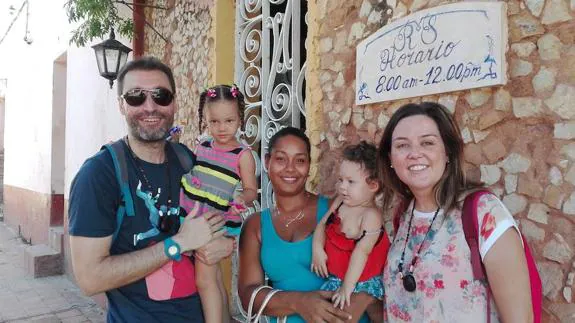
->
<box><xmin>127</xmin><ymin>115</ymin><xmax>174</xmax><ymax>142</ymax></box>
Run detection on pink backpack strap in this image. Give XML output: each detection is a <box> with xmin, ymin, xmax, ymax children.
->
<box><xmin>522</xmin><ymin>235</ymin><xmax>543</xmax><ymax>323</ymax></box>
<box><xmin>461</xmin><ymin>190</ymin><xmax>491</xmax><ymax>281</ymax></box>
<box><xmin>462</xmin><ymin>190</ymin><xmax>542</xmax><ymax>323</ymax></box>
<box><xmin>461</xmin><ymin>190</ymin><xmax>492</xmax><ymax>323</ymax></box>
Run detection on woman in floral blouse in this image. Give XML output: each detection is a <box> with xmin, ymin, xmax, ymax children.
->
<box><xmin>377</xmin><ymin>102</ymin><xmax>533</xmax><ymax>322</ymax></box>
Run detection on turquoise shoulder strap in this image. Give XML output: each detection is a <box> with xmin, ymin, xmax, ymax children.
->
<box><xmin>103</xmin><ymin>140</ymin><xmax>194</xmax><ymax>243</ymax></box>
<box><xmin>103</xmin><ymin>139</ymin><xmax>135</xmax><ymax>242</ymax></box>
<box><xmin>259</xmin><ymin>208</ymin><xmax>272</xmax><ymax>243</ymax></box>
<box><xmin>316</xmin><ymin>195</ymin><xmax>329</xmax><ymax>222</ymax></box>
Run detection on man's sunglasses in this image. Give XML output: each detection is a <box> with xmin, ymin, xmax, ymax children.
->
<box><xmin>121</xmin><ymin>87</ymin><xmax>174</xmax><ymax>107</ymax></box>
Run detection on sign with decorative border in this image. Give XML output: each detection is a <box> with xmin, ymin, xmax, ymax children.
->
<box><xmin>356</xmin><ymin>2</ymin><xmax>508</xmax><ymax>105</ymax></box>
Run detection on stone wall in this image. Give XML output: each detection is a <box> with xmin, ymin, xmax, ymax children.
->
<box><xmin>143</xmin><ymin>2</ymin><xmax>241</xmax><ymax>316</ymax></box>
<box><xmin>144</xmin><ymin>0</ymin><xmax>215</xmax><ymax>146</ymax></box>
<box><xmin>307</xmin><ymin>0</ymin><xmax>575</xmax><ymax>321</ymax></box>
<box><xmin>141</xmin><ymin>0</ymin><xmax>574</xmax><ymax>320</ymax></box>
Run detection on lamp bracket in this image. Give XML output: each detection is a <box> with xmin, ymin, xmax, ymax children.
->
<box><xmin>115</xmin><ymin>1</ymin><xmax>169</xmax><ymax>43</ymax></box>
<box><xmin>113</xmin><ymin>1</ymin><xmax>168</xmax><ymax>10</ymax></box>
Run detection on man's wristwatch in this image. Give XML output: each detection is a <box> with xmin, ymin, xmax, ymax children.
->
<box><xmin>164</xmin><ymin>237</ymin><xmax>182</xmax><ymax>261</ymax></box>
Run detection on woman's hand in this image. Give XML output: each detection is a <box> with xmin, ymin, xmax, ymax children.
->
<box><xmin>331</xmin><ymin>285</ymin><xmax>353</xmax><ymax>310</ymax></box>
<box><xmin>295</xmin><ymin>291</ymin><xmax>352</xmax><ymax>323</ymax></box>
<box><xmin>194</xmin><ymin>236</ymin><xmax>234</xmax><ymax>265</ymax></box>
<box><xmin>311</xmin><ymin>246</ymin><xmax>329</xmax><ymax>278</ymax></box>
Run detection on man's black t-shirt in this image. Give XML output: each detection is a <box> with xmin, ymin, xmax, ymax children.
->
<box><xmin>69</xmin><ymin>141</ymin><xmax>204</xmax><ymax>323</ymax></box>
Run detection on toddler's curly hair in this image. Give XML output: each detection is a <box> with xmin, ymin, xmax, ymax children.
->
<box><xmin>342</xmin><ymin>141</ymin><xmax>379</xmax><ymax>184</ymax></box>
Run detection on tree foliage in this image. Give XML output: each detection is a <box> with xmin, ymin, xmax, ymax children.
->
<box><xmin>65</xmin><ymin>0</ymin><xmax>133</xmax><ymax>47</ymax></box>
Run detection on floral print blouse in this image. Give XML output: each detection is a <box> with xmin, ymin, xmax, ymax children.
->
<box><xmin>383</xmin><ymin>193</ymin><xmax>519</xmax><ymax>323</ymax></box>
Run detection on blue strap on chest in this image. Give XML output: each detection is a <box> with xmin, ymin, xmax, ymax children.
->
<box><xmin>103</xmin><ymin>140</ymin><xmax>135</xmax><ymax>243</ymax></box>
<box><xmin>103</xmin><ymin>139</ymin><xmax>195</xmax><ymax>244</ymax></box>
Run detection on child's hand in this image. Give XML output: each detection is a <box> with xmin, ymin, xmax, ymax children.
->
<box><xmin>331</xmin><ymin>285</ymin><xmax>353</xmax><ymax>310</ymax></box>
<box><xmin>311</xmin><ymin>247</ymin><xmax>329</xmax><ymax>278</ymax></box>
<box><xmin>166</xmin><ymin>126</ymin><xmax>182</xmax><ymax>143</ymax></box>
<box><xmin>229</xmin><ymin>198</ymin><xmax>247</xmax><ymax>216</ymax></box>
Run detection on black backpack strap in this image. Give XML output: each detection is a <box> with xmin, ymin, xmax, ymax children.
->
<box><xmin>168</xmin><ymin>142</ymin><xmax>195</xmax><ymax>172</ymax></box>
<box><xmin>102</xmin><ymin>139</ymin><xmax>136</xmax><ymax>243</ymax></box>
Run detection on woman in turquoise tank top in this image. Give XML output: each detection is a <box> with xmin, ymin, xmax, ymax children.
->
<box><xmin>238</xmin><ymin>128</ymin><xmax>378</xmax><ymax>322</ymax></box>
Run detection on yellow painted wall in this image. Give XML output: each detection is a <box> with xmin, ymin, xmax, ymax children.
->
<box><xmin>211</xmin><ymin>0</ymin><xmax>236</xmax><ymax>301</ymax></box>
<box><xmin>212</xmin><ymin>0</ymin><xmax>236</xmax><ymax>86</ymax></box>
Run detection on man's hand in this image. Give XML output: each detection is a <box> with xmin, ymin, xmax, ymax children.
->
<box><xmin>295</xmin><ymin>291</ymin><xmax>351</xmax><ymax>323</ymax></box>
<box><xmin>174</xmin><ymin>210</ymin><xmax>225</xmax><ymax>253</ymax></box>
<box><xmin>195</xmin><ymin>236</ymin><xmax>234</xmax><ymax>265</ymax></box>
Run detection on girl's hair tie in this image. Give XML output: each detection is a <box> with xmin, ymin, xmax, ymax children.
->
<box><xmin>231</xmin><ymin>85</ymin><xmax>239</xmax><ymax>98</ymax></box>
<box><xmin>207</xmin><ymin>88</ymin><xmax>217</xmax><ymax>98</ymax></box>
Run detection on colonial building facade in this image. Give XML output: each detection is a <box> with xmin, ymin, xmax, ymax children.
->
<box><xmin>138</xmin><ymin>0</ymin><xmax>575</xmax><ymax>321</ymax></box>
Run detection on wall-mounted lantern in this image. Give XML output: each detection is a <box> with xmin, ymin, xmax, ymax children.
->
<box><xmin>92</xmin><ymin>29</ymin><xmax>132</xmax><ymax>88</ymax></box>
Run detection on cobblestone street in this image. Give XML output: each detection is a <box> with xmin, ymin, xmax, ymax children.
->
<box><xmin>0</xmin><ymin>221</ymin><xmax>105</xmax><ymax>323</ymax></box>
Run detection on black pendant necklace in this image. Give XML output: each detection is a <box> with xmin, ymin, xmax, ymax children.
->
<box><xmin>397</xmin><ymin>203</ymin><xmax>440</xmax><ymax>292</ymax></box>
<box><xmin>124</xmin><ymin>137</ymin><xmax>173</xmax><ymax>219</ymax></box>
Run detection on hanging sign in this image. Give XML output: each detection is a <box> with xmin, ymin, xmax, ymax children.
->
<box><xmin>356</xmin><ymin>2</ymin><xmax>508</xmax><ymax>105</ymax></box>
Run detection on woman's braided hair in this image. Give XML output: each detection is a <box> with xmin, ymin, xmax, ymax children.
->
<box><xmin>198</xmin><ymin>84</ymin><xmax>246</xmax><ymax>133</ymax></box>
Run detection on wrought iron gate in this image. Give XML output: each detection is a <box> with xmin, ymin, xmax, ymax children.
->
<box><xmin>235</xmin><ymin>0</ymin><xmax>308</xmax><ymax>210</ymax></box>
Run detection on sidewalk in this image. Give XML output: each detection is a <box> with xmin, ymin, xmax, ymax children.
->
<box><xmin>0</xmin><ymin>222</ymin><xmax>105</xmax><ymax>323</ymax></box>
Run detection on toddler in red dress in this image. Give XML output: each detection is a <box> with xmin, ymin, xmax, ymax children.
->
<box><xmin>312</xmin><ymin>142</ymin><xmax>390</xmax><ymax>319</ymax></box>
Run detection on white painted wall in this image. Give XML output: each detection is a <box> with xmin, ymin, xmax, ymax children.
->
<box><xmin>0</xmin><ymin>98</ymin><xmax>4</xmax><ymax>152</ymax></box>
<box><xmin>64</xmin><ymin>45</ymin><xmax>128</xmax><ymax>199</ymax></box>
<box><xmin>64</xmin><ymin>3</ymin><xmax>133</xmax><ymax>199</ymax></box>
<box><xmin>0</xmin><ymin>0</ymin><xmax>70</xmax><ymax>194</ymax></box>
<box><xmin>0</xmin><ymin>0</ymin><xmax>131</xmax><ymax>196</ymax></box>
<box><xmin>0</xmin><ymin>78</ymin><xmax>6</xmax><ymax>152</ymax></box>
<box><xmin>51</xmin><ymin>55</ymin><xmax>67</xmax><ymax>195</ymax></box>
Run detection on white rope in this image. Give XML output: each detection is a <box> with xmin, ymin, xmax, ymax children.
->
<box><xmin>244</xmin><ymin>285</ymin><xmax>286</xmax><ymax>323</ymax></box>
